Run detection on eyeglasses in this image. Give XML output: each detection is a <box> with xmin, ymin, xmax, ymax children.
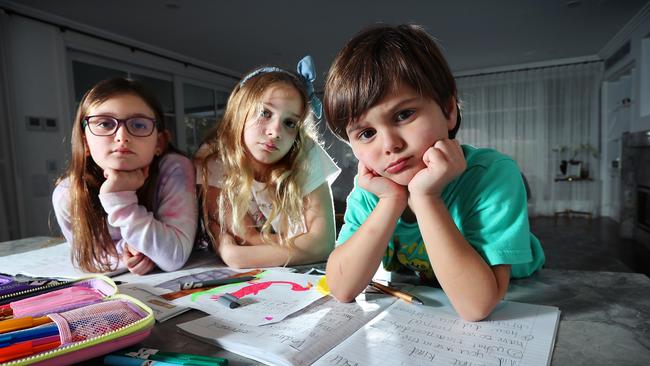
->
<box><xmin>82</xmin><ymin>115</ymin><xmax>159</xmax><ymax>137</ymax></box>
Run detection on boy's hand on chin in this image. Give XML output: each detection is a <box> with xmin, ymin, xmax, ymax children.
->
<box><xmin>357</xmin><ymin>161</ymin><xmax>407</xmax><ymax>203</ymax></box>
<box><xmin>408</xmin><ymin>139</ymin><xmax>466</xmax><ymax>198</ymax></box>
<box><xmin>100</xmin><ymin>166</ymin><xmax>149</xmax><ymax>194</ymax></box>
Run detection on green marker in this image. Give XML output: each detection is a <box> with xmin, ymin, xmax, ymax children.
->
<box><xmin>116</xmin><ymin>347</ymin><xmax>228</xmax><ymax>366</ymax></box>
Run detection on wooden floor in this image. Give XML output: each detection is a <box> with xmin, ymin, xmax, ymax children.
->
<box><xmin>530</xmin><ymin>216</ymin><xmax>650</xmax><ymax>276</ymax></box>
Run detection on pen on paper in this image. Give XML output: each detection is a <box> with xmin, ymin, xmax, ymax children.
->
<box><xmin>217</xmin><ymin>293</ymin><xmax>241</xmax><ymax>309</ymax></box>
<box><xmin>369</xmin><ymin>281</ymin><xmax>424</xmax><ymax>305</ymax></box>
<box><xmin>180</xmin><ymin>275</ymin><xmax>256</xmax><ymax>290</ymax></box>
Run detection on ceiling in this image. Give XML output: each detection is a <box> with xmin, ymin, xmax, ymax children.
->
<box><xmin>5</xmin><ymin>0</ymin><xmax>649</xmax><ymax>87</ymax></box>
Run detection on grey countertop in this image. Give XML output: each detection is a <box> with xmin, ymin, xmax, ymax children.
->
<box><xmin>0</xmin><ymin>236</ymin><xmax>64</xmax><ymax>257</ymax></box>
<box><xmin>506</xmin><ymin>269</ymin><xmax>649</xmax><ymax>365</ymax></box>
<box><xmin>2</xmin><ymin>237</ymin><xmax>649</xmax><ymax>365</ymax></box>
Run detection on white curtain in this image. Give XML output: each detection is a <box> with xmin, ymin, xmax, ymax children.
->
<box><xmin>456</xmin><ymin>62</ymin><xmax>602</xmax><ymax>216</ymax></box>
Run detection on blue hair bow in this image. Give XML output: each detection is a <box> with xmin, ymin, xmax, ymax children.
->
<box><xmin>296</xmin><ymin>55</ymin><xmax>323</xmax><ymax>120</ymax></box>
<box><xmin>239</xmin><ymin>55</ymin><xmax>322</xmax><ymax>120</ymax></box>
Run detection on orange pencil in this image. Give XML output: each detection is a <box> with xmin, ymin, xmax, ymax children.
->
<box><xmin>369</xmin><ymin>281</ymin><xmax>424</xmax><ymax>305</ymax></box>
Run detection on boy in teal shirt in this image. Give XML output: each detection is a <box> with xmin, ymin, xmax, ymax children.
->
<box><xmin>323</xmin><ymin>25</ymin><xmax>544</xmax><ymax>321</ymax></box>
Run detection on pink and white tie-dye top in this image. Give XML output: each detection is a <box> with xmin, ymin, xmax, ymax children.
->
<box><xmin>52</xmin><ymin>153</ymin><xmax>198</xmax><ymax>272</ymax></box>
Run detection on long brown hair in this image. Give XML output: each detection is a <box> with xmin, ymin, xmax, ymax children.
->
<box><xmin>196</xmin><ymin>70</ymin><xmax>318</xmax><ymax>250</ymax></box>
<box><xmin>58</xmin><ymin>77</ymin><xmax>174</xmax><ymax>272</ymax></box>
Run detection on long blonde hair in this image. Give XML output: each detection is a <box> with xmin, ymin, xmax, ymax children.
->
<box><xmin>57</xmin><ymin>77</ymin><xmax>174</xmax><ymax>272</ymax></box>
<box><xmin>197</xmin><ymin>70</ymin><xmax>318</xmax><ymax>250</ymax></box>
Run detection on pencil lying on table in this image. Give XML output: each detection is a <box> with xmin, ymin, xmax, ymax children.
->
<box><xmin>369</xmin><ymin>280</ymin><xmax>424</xmax><ymax>305</ymax></box>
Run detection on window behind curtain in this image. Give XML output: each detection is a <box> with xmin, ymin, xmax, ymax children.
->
<box><xmin>457</xmin><ymin>62</ymin><xmax>603</xmax><ymax>216</ymax></box>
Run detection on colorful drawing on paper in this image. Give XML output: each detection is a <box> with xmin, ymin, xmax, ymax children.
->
<box><xmin>219</xmin><ymin>280</ymin><xmax>313</xmax><ymax>298</ymax></box>
<box><xmin>173</xmin><ymin>270</ymin><xmax>329</xmax><ymax>326</ymax></box>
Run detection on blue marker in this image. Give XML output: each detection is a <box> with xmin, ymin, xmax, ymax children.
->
<box><xmin>0</xmin><ymin>323</ymin><xmax>59</xmax><ymax>347</ymax></box>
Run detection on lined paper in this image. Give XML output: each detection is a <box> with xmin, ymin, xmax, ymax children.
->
<box><xmin>313</xmin><ymin>300</ymin><xmax>560</xmax><ymax>366</ymax></box>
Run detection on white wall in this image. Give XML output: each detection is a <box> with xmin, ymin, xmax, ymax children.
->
<box><xmin>4</xmin><ymin>15</ymin><xmax>70</xmax><ymax>237</ymax></box>
<box><xmin>601</xmin><ymin>4</ymin><xmax>650</xmax><ymax>132</ymax></box>
<box><xmin>599</xmin><ymin>4</ymin><xmax>650</xmax><ymax>219</ymax></box>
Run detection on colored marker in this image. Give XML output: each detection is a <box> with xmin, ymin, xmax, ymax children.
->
<box><xmin>104</xmin><ymin>354</ymin><xmax>179</xmax><ymax>366</ymax></box>
<box><xmin>0</xmin><ymin>335</ymin><xmax>60</xmax><ymax>362</ymax></box>
<box><xmin>118</xmin><ymin>347</ymin><xmax>228</xmax><ymax>366</ymax></box>
<box><xmin>179</xmin><ymin>276</ymin><xmax>256</xmax><ymax>290</ymax></box>
<box><xmin>217</xmin><ymin>293</ymin><xmax>241</xmax><ymax>309</ymax></box>
<box><xmin>0</xmin><ymin>315</ymin><xmax>53</xmax><ymax>334</ymax></box>
<box><xmin>0</xmin><ymin>323</ymin><xmax>59</xmax><ymax>347</ymax></box>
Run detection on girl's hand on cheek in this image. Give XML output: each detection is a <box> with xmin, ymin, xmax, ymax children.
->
<box><xmin>357</xmin><ymin>161</ymin><xmax>407</xmax><ymax>202</ymax></box>
<box><xmin>100</xmin><ymin>166</ymin><xmax>150</xmax><ymax>194</ymax></box>
<box><xmin>408</xmin><ymin>139</ymin><xmax>466</xmax><ymax>198</ymax></box>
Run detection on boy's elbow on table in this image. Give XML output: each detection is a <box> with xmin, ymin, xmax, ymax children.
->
<box><xmin>456</xmin><ymin>302</ymin><xmax>498</xmax><ymax>322</ymax></box>
<box><xmin>330</xmin><ymin>289</ymin><xmax>359</xmax><ymax>303</ymax></box>
<box><xmin>327</xmin><ymin>279</ymin><xmax>361</xmax><ymax>303</ymax></box>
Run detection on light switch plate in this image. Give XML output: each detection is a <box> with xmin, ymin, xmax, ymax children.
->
<box><xmin>25</xmin><ymin>116</ymin><xmax>42</xmax><ymax>131</ymax></box>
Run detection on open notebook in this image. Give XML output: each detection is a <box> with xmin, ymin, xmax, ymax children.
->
<box><xmin>178</xmin><ymin>286</ymin><xmax>560</xmax><ymax>366</ymax></box>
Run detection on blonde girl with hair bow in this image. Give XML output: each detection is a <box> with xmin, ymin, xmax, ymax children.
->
<box><xmin>195</xmin><ymin>56</ymin><xmax>340</xmax><ymax>268</ymax></box>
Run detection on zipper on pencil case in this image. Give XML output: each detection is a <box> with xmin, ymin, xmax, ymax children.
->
<box><xmin>0</xmin><ymin>276</ymin><xmax>116</xmax><ymax>305</ymax></box>
<box><xmin>0</xmin><ymin>281</ymin><xmax>74</xmax><ymax>305</ymax></box>
<box><xmin>0</xmin><ymin>294</ymin><xmax>155</xmax><ymax>366</ymax></box>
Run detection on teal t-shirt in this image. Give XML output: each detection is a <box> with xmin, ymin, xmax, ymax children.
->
<box><xmin>337</xmin><ymin>145</ymin><xmax>545</xmax><ymax>280</ymax></box>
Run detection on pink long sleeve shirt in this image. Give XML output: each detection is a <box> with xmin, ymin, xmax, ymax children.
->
<box><xmin>52</xmin><ymin>153</ymin><xmax>198</xmax><ymax>272</ymax></box>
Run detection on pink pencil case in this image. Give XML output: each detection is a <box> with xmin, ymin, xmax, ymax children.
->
<box><xmin>0</xmin><ymin>275</ymin><xmax>154</xmax><ymax>366</ymax></box>
<box><xmin>9</xmin><ymin>279</ymin><xmax>111</xmax><ymax>318</ymax></box>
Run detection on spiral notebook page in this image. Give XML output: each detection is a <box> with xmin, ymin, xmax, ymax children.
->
<box><xmin>313</xmin><ymin>299</ymin><xmax>560</xmax><ymax>366</ymax></box>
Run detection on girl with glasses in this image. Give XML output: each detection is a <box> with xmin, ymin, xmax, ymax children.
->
<box><xmin>195</xmin><ymin>56</ymin><xmax>340</xmax><ymax>268</ymax></box>
<box><xmin>52</xmin><ymin>77</ymin><xmax>197</xmax><ymax>275</ymax></box>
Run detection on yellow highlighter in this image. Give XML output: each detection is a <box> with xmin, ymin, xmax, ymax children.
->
<box><xmin>0</xmin><ymin>316</ymin><xmax>53</xmax><ymax>334</ymax></box>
